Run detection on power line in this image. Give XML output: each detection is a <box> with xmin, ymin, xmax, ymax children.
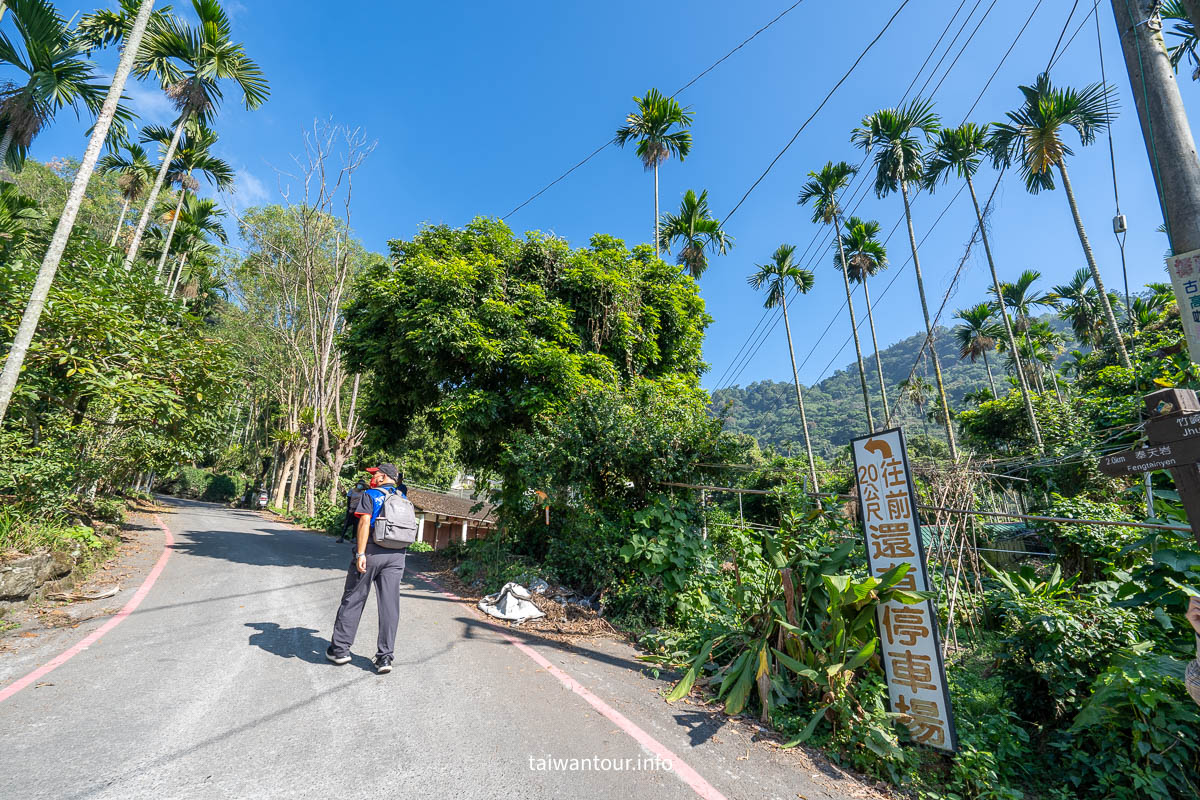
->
<box><xmin>712</xmin><ymin>0</ymin><xmax>1037</xmax><ymax>394</ymax></box>
<box><xmin>500</xmin><ymin>0</ymin><xmax>812</xmax><ymax>221</ymax></box>
<box><xmin>720</xmin><ymin>0</ymin><xmax>914</xmax><ymax>226</ymax></box>
<box><xmin>730</xmin><ymin>0</ymin><xmax>1083</xmax><ymax>403</ymax></box>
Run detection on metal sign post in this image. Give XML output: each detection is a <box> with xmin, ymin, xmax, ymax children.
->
<box><xmin>851</xmin><ymin>427</ymin><xmax>957</xmax><ymax>753</ymax></box>
<box><xmin>1098</xmin><ymin>388</ymin><xmax>1200</xmax><ymax>547</ymax></box>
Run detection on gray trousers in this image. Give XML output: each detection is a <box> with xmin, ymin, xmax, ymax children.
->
<box><xmin>330</xmin><ymin>550</ymin><xmax>406</xmax><ymax>659</ymax></box>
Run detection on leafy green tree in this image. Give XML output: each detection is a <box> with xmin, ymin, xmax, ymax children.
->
<box><xmin>923</xmin><ymin>120</ymin><xmax>1042</xmax><ymax>452</ymax></box>
<box><xmin>840</xmin><ymin>216</ymin><xmax>891</xmax><ymax>425</ymax></box>
<box><xmin>615</xmin><ymin>88</ymin><xmax>692</xmax><ymax>256</ymax></box>
<box><xmin>343</xmin><ymin>218</ymin><xmax>709</xmax><ymax>473</ymax></box>
<box><xmin>0</xmin><ymin>0</ymin><xmax>156</xmax><ymax>426</ymax></box>
<box><xmin>107</xmin><ymin>0</ymin><xmax>268</xmax><ymax>268</ymax></box>
<box><xmin>853</xmin><ymin>98</ymin><xmax>959</xmax><ymax>460</ymax></box>
<box><xmin>952</xmin><ymin>303</ymin><xmax>1001</xmax><ymax>396</ymax></box>
<box><xmin>97</xmin><ymin>142</ymin><xmax>155</xmax><ymax>246</ymax></box>
<box><xmin>989</xmin><ymin>74</ymin><xmax>1130</xmax><ymax>368</ymax></box>
<box><xmin>800</xmin><ymin>160</ymin><xmax>873</xmax><ymax>431</ymax></box>
<box><xmin>0</xmin><ymin>0</ymin><xmax>120</xmax><ymax>169</ymax></box>
<box><xmin>656</xmin><ymin>188</ymin><xmax>731</xmax><ymax>278</ymax></box>
<box><xmin>747</xmin><ymin>244</ymin><xmax>820</xmax><ymax>492</ymax></box>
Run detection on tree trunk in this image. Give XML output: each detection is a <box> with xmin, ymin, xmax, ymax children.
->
<box><xmin>780</xmin><ymin>293</ymin><xmax>820</xmax><ymax>493</ymax></box>
<box><xmin>304</xmin><ymin>412</ymin><xmax>320</xmax><ymax>517</ymax></box>
<box><xmin>965</xmin><ymin>173</ymin><xmax>1043</xmax><ymax>451</ymax></box>
<box><xmin>169</xmin><ymin>253</ymin><xmax>188</xmax><ymax>298</ymax></box>
<box><xmin>124</xmin><ymin>111</ymin><xmax>186</xmax><ymax>270</ymax></box>
<box><xmin>286</xmin><ymin>447</ymin><xmax>302</xmax><ymax>513</ymax></box>
<box><xmin>901</xmin><ymin>181</ymin><xmax>959</xmax><ymax>460</ymax></box>
<box><xmin>1056</xmin><ymin>161</ymin><xmax>1132</xmax><ymax>368</ymax></box>
<box><xmin>982</xmin><ymin>350</ymin><xmax>997</xmax><ymax>397</ymax></box>
<box><xmin>156</xmin><ymin>187</ymin><xmax>186</xmax><ymax>283</ymax></box>
<box><xmin>833</xmin><ymin>210</ymin><xmax>874</xmax><ymax>431</ymax></box>
<box><xmin>653</xmin><ymin>161</ymin><xmax>660</xmax><ymax>257</ymax></box>
<box><xmin>1050</xmin><ymin>366</ymin><xmax>1062</xmax><ymax>402</ymax></box>
<box><xmin>861</xmin><ymin>276</ymin><xmax>891</xmax><ymax>426</ymax></box>
<box><xmin>271</xmin><ymin>446</ymin><xmax>295</xmax><ymax>509</ymax></box>
<box><xmin>111</xmin><ymin>197</ymin><xmax>130</xmax><ymax>247</ymax></box>
<box><xmin>0</xmin><ymin>125</ymin><xmax>16</xmax><ymax>174</ymax></box>
<box><xmin>0</xmin><ymin>0</ymin><xmax>157</xmax><ymax>425</ymax></box>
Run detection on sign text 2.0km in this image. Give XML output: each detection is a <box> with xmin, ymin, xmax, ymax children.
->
<box><xmin>1098</xmin><ymin>437</ymin><xmax>1200</xmax><ymax>477</ymax></box>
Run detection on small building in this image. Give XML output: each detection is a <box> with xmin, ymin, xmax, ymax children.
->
<box><xmin>407</xmin><ymin>488</ymin><xmax>497</xmax><ymax>550</ymax></box>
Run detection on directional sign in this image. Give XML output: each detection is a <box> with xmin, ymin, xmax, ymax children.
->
<box><xmin>851</xmin><ymin>428</ymin><xmax>957</xmax><ymax>753</ymax></box>
<box><xmin>1145</xmin><ymin>413</ymin><xmax>1200</xmax><ymax>445</ymax></box>
<box><xmin>1099</xmin><ymin>437</ymin><xmax>1200</xmax><ymax>477</ymax></box>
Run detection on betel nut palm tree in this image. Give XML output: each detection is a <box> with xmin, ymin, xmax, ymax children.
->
<box><xmin>799</xmin><ymin>160</ymin><xmax>874</xmax><ymax>432</ymax></box>
<box><xmin>840</xmin><ymin>216</ymin><xmax>892</xmax><ymax>426</ymax></box>
<box><xmin>1050</xmin><ymin>268</ymin><xmax>1109</xmax><ymax>346</ymax></box>
<box><xmin>141</xmin><ymin>121</ymin><xmax>232</xmax><ymax>282</ymax></box>
<box><xmin>0</xmin><ymin>0</ymin><xmax>130</xmax><ymax>170</ymax></box>
<box><xmin>988</xmin><ymin>73</ymin><xmax>1131</xmax><ymax>369</ymax></box>
<box><xmin>0</xmin><ymin>0</ymin><xmax>157</xmax><ymax>425</ymax></box>
<box><xmin>102</xmin><ymin>0</ymin><xmax>268</xmax><ymax>269</ymax></box>
<box><xmin>657</xmin><ymin>188</ymin><xmax>732</xmax><ymax>279</ymax></box>
<box><xmin>615</xmin><ymin>88</ymin><xmax>692</xmax><ymax>257</ymax></box>
<box><xmin>164</xmin><ymin>192</ymin><xmax>227</xmax><ymax>297</ymax></box>
<box><xmin>952</xmin><ymin>303</ymin><xmax>1002</xmax><ymax>397</ymax></box>
<box><xmin>923</xmin><ymin>121</ymin><xmax>1043</xmax><ymax>452</ymax></box>
<box><xmin>748</xmin><ymin>244</ymin><xmax>820</xmax><ymax>493</ymax></box>
<box><xmin>852</xmin><ymin>98</ymin><xmax>959</xmax><ymax>460</ymax></box>
<box><xmin>98</xmin><ymin>141</ymin><xmax>156</xmax><ymax>246</ymax></box>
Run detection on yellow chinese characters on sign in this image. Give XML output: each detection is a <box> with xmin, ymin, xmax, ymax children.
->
<box><xmin>852</xmin><ymin>428</ymin><xmax>957</xmax><ymax>752</ymax></box>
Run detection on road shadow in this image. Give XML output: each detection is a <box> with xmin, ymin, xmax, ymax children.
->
<box><xmin>670</xmin><ymin>709</ymin><xmax>727</xmax><ymax>746</ymax></box>
<box><xmin>245</xmin><ymin>622</ymin><xmax>374</xmax><ymax>671</ymax></box>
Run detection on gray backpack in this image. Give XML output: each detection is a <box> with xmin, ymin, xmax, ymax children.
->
<box><xmin>372</xmin><ymin>488</ymin><xmax>419</xmax><ymax>549</ymax></box>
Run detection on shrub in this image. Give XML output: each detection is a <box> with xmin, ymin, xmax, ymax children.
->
<box><xmin>408</xmin><ymin>540</ymin><xmax>432</xmax><ymax>553</ymax></box>
<box><xmin>1032</xmin><ymin>494</ymin><xmax>1140</xmax><ymax>580</ymax></box>
<box><xmin>1058</xmin><ymin>650</ymin><xmax>1200</xmax><ymax>798</ymax></box>
<box><xmin>995</xmin><ymin>592</ymin><xmax>1147</xmax><ymax>723</ymax></box>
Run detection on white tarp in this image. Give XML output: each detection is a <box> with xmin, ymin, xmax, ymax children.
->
<box><xmin>478</xmin><ymin>582</ymin><xmax>546</xmax><ymax>622</ymax></box>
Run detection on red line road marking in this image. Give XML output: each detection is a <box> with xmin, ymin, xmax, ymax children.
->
<box><xmin>0</xmin><ymin>514</ymin><xmax>175</xmax><ymax>704</ymax></box>
<box><xmin>418</xmin><ymin>571</ymin><xmax>729</xmax><ymax>800</ymax></box>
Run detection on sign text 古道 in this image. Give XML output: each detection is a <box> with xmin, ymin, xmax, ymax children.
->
<box><xmin>851</xmin><ymin>428</ymin><xmax>957</xmax><ymax>752</ymax></box>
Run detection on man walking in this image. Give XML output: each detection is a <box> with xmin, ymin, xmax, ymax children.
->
<box><xmin>326</xmin><ymin>463</ymin><xmax>409</xmax><ymax>674</ymax></box>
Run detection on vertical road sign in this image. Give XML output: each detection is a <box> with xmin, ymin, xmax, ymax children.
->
<box><xmin>851</xmin><ymin>427</ymin><xmax>957</xmax><ymax>753</ymax></box>
<box><xmin>1167</xmin><ymin>249</ymin><xmax>1200</xmax><ymax>367</ymax></box>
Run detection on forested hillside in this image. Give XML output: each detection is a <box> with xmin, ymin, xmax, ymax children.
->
<box><xmin>710</xmin><ymin>323</ymin><xmax>1066</xmax><ymax>457</ymax></box>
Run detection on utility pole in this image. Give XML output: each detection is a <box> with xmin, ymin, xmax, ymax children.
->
<box><xmin>1111</xmin><ymin>1</ymin><xmax>1200</xmax><ymax>261</ymax></box>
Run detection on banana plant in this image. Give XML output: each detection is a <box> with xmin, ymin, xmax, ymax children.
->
<box><xmin>666</xmin><ymin>550</ymin><xmax>928</xmax><ymax>739</ymax></box>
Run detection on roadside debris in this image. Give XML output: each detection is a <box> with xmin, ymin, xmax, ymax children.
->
<box><xmin>45</xmin><ymin>585</ymin><xmax>120</xmax><ymax>603</ymax></box>
<box><xmin>478</xmin><ymin>583</ymin><xmax>546</xmax><ymax>622</ymax></box>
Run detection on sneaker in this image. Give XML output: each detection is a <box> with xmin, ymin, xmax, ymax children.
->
<box><xmin>374</xmin><ymin>655</ymin><xmax>393</xmax><ymax>674</ymax></box>
<box><xmin>325</xmin><ymin>646</ymin><xmax>350</xmax><ymax>665</ymax></box>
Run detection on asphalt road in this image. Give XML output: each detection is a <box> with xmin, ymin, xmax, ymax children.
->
<box><xmin>0</xmin><ymin>497</ymin><xmax>880</xmax><ymax>800</ymax></box>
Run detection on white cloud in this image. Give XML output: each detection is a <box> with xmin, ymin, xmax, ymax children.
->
<box><xmin>233</xmin><ymin>168</ymin><xmax>270</xmax><ymax>208</ymax></box>
<box><xmin>122</xmin><ymin>82</ymin><xmax>176</xmax><ymax>128</ymax></box>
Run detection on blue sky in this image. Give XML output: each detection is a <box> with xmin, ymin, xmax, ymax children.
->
<box><xmin>24</xmin><ymin>0</ymin><xmax>1192</xmax><ymax>393</ymax></box>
